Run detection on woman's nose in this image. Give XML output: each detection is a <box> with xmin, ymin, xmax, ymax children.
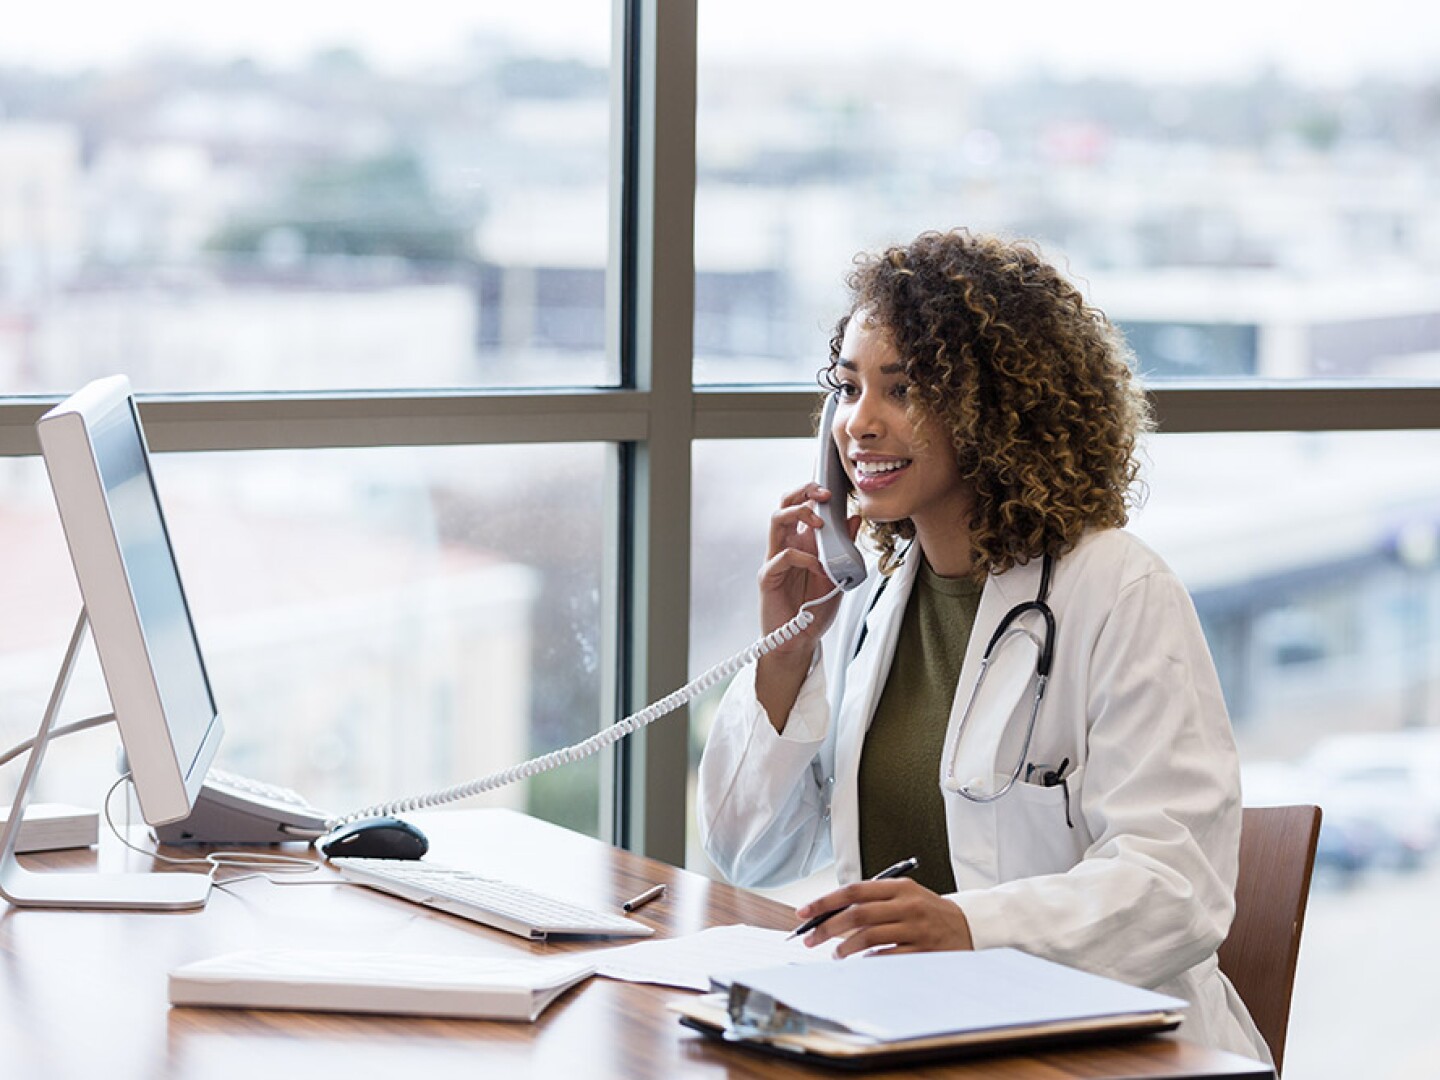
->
<box><xmin>843</xmin><ymin>389</ymin><xmax>886</xmax><ymax>440</ymax></box>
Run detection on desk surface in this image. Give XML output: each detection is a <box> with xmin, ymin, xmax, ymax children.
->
<box><xmin>1</xmin><ymin>808</ymin><xmax>1272</xmax><ymax>1080</ymax></box>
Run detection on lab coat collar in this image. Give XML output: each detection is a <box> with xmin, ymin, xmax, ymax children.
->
<box><xmin>984</xmin><ymin>552</ymin><xmax>1048</xmax><ymax>609</ymax></box>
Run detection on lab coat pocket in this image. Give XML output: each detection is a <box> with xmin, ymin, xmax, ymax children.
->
<box><xmin>995</xmin><ymin>764</ymin><xmax>1088</xmax><ymax>881</ymax></box>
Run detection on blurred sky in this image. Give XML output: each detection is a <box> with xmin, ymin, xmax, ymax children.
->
<box><xmin>1</xmin><ymin>0</ymin><xmax>1437</xmax><ymax>84</ymax></box>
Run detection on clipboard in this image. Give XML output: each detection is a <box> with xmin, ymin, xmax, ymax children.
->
<box><xmin>669</xmin><ymin>948</ymin><xmax>1187</xmax><ymax>1070</ymax></box>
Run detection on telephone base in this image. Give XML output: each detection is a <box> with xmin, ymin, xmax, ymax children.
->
<box><xmin>154</xmin><ymin>793</ymin><xmax>327</xmax><ymax>846</ymax></box>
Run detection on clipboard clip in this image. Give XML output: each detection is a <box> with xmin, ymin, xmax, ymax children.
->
<box><xmin>723</xmin><ymin>984</ymin><xmax>810</xmax><ymax>1040</ymax></box>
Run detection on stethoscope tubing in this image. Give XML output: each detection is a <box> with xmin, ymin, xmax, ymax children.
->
<box><xmin>943</xmin><ymin>553</ymin><xmax>1056</xmax><ymax>803</ymax></box>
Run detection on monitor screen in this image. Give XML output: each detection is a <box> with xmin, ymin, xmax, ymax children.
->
<box><xmin>37</xmin><ymin>376</ymin><xmax>223</xmax><ymax>825</ymax></box>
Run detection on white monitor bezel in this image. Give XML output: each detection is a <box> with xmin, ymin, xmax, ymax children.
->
<box><xmin>35</xmin><ymin>375</ymin><xmax>223</xmax><ymax>826</ymax></box>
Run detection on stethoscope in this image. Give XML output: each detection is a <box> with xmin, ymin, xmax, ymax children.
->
<box><xmin>939</xmin><ymin>553</ymin><xmax>1056</xmax><ymax>804</ymax></box>
<box><xmin>850</xmin><ymin>550</ymin><xmax>1057</xmax><ymax>804</ymax></box>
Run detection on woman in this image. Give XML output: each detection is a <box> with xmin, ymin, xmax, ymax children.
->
<box><xmin>697</xmin><ymin>229</ymin><xmax>1269</xmax><ymax>1062</ymax></box>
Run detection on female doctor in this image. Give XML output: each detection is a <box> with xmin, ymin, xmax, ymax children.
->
<box><xmin>697</xmin><ymin>230</ymin><xmax>1270</xmax><ymax>1062</ymax></box>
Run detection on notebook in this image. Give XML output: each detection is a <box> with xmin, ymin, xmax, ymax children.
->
<box><xmin>169</xmin><ymin>949</ymin><xmax>595</xmax><ymax>1021</ymax></box>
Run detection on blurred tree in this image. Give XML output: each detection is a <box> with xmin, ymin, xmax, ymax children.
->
<box><xmin>208</xmin><ymin>150</ymin><xmax>477</xmax><ymax>264</ymax></box>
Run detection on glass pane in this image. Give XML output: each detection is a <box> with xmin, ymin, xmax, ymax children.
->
<box><xmin>0</xmin><ymin>4</ymin><xmax>613</xmax><ymax>393</ymax></box>
<box><xmin>0</xmin><ymin>443</ymin><xmax>608</xmax><ymax>837</ymax></box>
<box><xmin>691</xmin><ymin>431</ymin><xmax>1440</xmax><ymax>1080</ymax></box>
<box><xmin>687</xmin><ymin>438</ymin><xmax>815</xmax><ymax>882</ymax></box>
<box><xmin>695</xmin><ymin>1</ymin><xmax>1440</xmax><ymax>385</ymax></box>
<box><xmin>1131</xmin><ymin>430</ymin><xmax>1440</xmax><ymax>1080</ymax></box>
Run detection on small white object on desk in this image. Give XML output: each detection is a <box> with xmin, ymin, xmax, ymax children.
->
<box><xmin>0</xmin><ymin>803</ymin><xmax>99</xmax><ymax>853</ymax></box>
<box><xmin>168</xmin><ymin>949</ymin><xmax>596</xmax><ymax>1022</ymax></box>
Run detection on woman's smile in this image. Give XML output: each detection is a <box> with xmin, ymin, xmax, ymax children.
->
<box><xmin>850</xmin><ymin>453</ymin><xmax>912</xmax><ymax>492</ymax></box>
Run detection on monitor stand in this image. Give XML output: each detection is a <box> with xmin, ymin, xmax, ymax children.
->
<box><xmin>0</xmin><ymin>610</ymin><xmax>211</xmax><ymax>911</ymax></box>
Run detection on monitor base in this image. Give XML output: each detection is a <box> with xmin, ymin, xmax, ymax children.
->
<box><xmin>0</xmin><ymin>609</ymin><xmax>213</xmax><ymax>913</ymax></box>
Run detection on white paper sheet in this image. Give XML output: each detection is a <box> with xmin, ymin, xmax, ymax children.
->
<box><xmin>591</xmin><ymin>924</ymin><xmax>831</xmax><ymax>991</ymax></box>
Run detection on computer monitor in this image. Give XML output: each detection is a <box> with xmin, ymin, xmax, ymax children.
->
<box><xmin>0</xmin><ymin>375</ymin><xmax>221</xmax><ymax>910</ymax></box>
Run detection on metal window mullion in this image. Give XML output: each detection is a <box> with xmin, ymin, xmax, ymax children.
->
<box><xmin>0</xmin><ymin>391</ymin><xmax>653</xmax><ymax>456</ymax></box>
<box><xmin>685</xmin><ymin>384</ymin><xmax>1440</xmax><ymax>440</ymax></box>
<box><xmin>3</xmin><ymin>378</ymin><xmax>1438</xmax><ymax>457</ymax></box>
<box><xmin>610</xmin><ymin>0</ymin><xmax>697</xmax><ymax>864</ymax></box>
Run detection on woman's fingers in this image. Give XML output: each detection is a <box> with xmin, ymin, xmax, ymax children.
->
<box><xmin>768</xmin><ymin>484</ymin><xmax>840</xmax><ymax>555</ymax></box>
<box><xmin>758</xmin><ymin>546</ymin><xmax>827</xmax><ymax>588</ymax></box>
<box><xmin>777</xmin><ymin>481</ymin><xmax>830</xmax><ymax>509</ymax></box>
<box><xmin>796</xmin><ymin>880</ymin><xmax>974</xmax><ymax>956</ymax></box>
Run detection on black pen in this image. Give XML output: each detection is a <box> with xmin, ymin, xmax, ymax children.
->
<box><xmin>622</xmin><ymin>883</ymin><xmax>666</xmax><ymax>913</ymax></box>
<box><xmin>786</xmin><ymin>856</ymin><xmax>919</xmax><ymax>940</ymax></box>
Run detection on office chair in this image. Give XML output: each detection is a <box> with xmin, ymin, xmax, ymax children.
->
<box><xmin>1217</xmin><ymin>804</ymin><xmax>1322</xmax><ymax>1076</ymax></box>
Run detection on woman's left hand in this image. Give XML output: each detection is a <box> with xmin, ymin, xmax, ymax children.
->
<box><xmin>795</xmin><ymin>878</ymin><xmax>975</xmax><ymax>958</ymax></box>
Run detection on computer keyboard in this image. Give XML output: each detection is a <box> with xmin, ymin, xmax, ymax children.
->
<box><xmin>331</xmin><ymin>858</ymin><xmax>656</xmax><ymax>941</ymax></box>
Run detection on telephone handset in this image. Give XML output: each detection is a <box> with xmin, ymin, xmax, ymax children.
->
<box><xmin>814</xmin><ymin>392</ymin><xmax>868</xmax><ymax>591</ymax></box>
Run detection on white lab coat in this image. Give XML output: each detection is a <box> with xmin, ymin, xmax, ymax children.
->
<box><xmin>698</xmin><ymin>529</ymin><xmax>1271</xmax><ymax>1063</ymax></box>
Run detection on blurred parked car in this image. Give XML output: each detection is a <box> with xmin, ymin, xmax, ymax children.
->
<box><xmin>1242</xmin><ymin>735</ymin><xmax>1440</xmax><ymax>880</ymax></box>
<box><xmin>1302</xmin><ymin>731</ymin><xmax>1440</xmax><ymax>873</ymax></box>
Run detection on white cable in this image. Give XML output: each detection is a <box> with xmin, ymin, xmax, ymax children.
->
<box><xmin>102</xmin><ymin>773</ymin><xmax>320</xmax><ymax>882</ymax></box>
<box><xmin>0</xmin><ymin>713</ymin><xmax>116</xmax><ymax>768</ymax></box>
<box><xmin>326</xmin><ymin>585</ymin><xmax>843</xmax><ymax>829</ymax></box>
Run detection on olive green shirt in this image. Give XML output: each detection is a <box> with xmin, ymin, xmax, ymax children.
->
<box><xmin>856</xmin><ymin>559</ymin><xmax>982</xmax><ymax>895</ymax></box>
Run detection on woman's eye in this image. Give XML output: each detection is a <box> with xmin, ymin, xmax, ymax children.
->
<box><xmin>836</xmin><ymin>382</ymin><xmax>860</xmax><ymax>399</ymax></box>
<box><xmin>889</xmin><ymin>383</ymin><xmax>911</xmax><ymax>400</ymax></box>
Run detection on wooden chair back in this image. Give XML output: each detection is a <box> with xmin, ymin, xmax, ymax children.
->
<box><xmin>1217</xmin><ymin>804</ymin><xmax>1322</xmax><ymax>1076</ymax></box>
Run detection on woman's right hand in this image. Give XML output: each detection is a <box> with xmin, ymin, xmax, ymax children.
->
<box><xmin>754</xmin><ymin>482</ymin><xmax>855</xmax><ymax>729</ymax></box>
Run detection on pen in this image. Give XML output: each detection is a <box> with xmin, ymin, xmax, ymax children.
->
<box><xmin>786</xmin><ymin>856</ymin><xmax>919</xmax><ymax>940</ymax></box>
<box><xmin>622</xmin><ymin>883</ymin><xmax>666</xmax><ymax>913</ymax></box>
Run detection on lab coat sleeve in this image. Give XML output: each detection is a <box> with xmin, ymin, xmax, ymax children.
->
<box><xmin>952</xmin><ymin>567</ymin><xmax>1241</xmax><ymax>989</ymax></box>
<box><xmin>697</xmin><ymin>656</ymin><xmax>835</xmax><ymax>887</ymax></box>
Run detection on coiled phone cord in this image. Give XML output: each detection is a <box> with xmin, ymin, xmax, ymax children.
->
<box><xmin>327</xmin><ymin>584</ymin><xmax>845</xmax><ymax>829</ymax></box>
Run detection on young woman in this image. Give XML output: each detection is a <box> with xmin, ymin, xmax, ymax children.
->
<box><xmin>697</xmin><ymin>230</ymin><xmax>1270</xmax><ymax>1062</ymax></box>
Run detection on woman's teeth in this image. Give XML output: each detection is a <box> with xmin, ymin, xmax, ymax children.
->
<box><xmin>855</xmin><ymin>459</ymin><xmax>909</xmax><ymax>476</ymax></box>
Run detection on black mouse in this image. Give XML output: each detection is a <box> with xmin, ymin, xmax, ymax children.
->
<box><xmin>318</xmin><ymin>816</ymin><xmax>430</xmax><ymax>861</ymax></box>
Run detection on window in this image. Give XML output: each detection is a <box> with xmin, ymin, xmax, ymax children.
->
<box><xmin>0</xmin><ymin>5</ymin><xmax>626</xmax><ymax>839</ymax></box>
<box><xmin>694</xmin><ymin>1</ymin><xmax>1440</xmax><ymax>387</ymax></box>
<box><xmin>691</xmin><ymin>7</ymin><xmax>1440</xmax><ymax>1079</ymax></box>
<box><xmin>0</xmin><ymin>443</ymin><xmax>609</xmax><ymax>833</ymax></box>
<box><xmin>0</xmin><ymin>3</ymin><xmax>614</xmax><ymax>393</ymax></box>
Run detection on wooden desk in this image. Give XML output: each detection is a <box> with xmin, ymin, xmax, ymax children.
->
<box><xmin>0</xmin><ymin>808</ymin><xmax>1273</xmax><ymax>1080</ymax></box>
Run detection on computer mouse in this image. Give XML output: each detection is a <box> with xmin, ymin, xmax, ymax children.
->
<box><xmin>318</xmin><ymin>816</ymin><xmax>430</xmax><ymax>861</ymax></box>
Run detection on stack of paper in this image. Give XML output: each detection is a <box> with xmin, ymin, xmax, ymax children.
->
<box><xmin>673</xmin><ymin>947</ymin><xmax>1188</xmax><ymax>1066</ymax></box>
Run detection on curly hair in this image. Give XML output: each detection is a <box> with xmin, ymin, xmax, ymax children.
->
<box><xmin>822</xmin><ymin>229</ymin><xmax>1151</xmax><ymax>578</ymax></box>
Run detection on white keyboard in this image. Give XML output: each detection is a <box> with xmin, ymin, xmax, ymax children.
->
<box><xmin>331</xmin><ymin>858</ymin><xmax>655</xmax><ymax>941</ymax></box>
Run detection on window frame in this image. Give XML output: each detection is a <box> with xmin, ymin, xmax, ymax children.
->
<box><xmin>2</xmin><ymin>0</ymin><xmax>1440</xmax><ymax>864</ymax></box>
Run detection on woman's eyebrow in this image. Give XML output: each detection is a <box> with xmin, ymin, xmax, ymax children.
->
<box><xmin>837</xmin><ymin>358</ymin><xmax>906</xmax><ymax>375</ymax></box>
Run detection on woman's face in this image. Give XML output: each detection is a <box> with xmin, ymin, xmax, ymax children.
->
<box><xmin>831</xmin><ymin>317</ymin><xmax>974</xmax><ymax>562</ymax></box>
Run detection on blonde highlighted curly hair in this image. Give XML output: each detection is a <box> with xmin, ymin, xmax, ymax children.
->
<box><xmin>823</xmin><ymin>230</ymin><xmax>1151</xmax><ymax>578</ymax></box>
